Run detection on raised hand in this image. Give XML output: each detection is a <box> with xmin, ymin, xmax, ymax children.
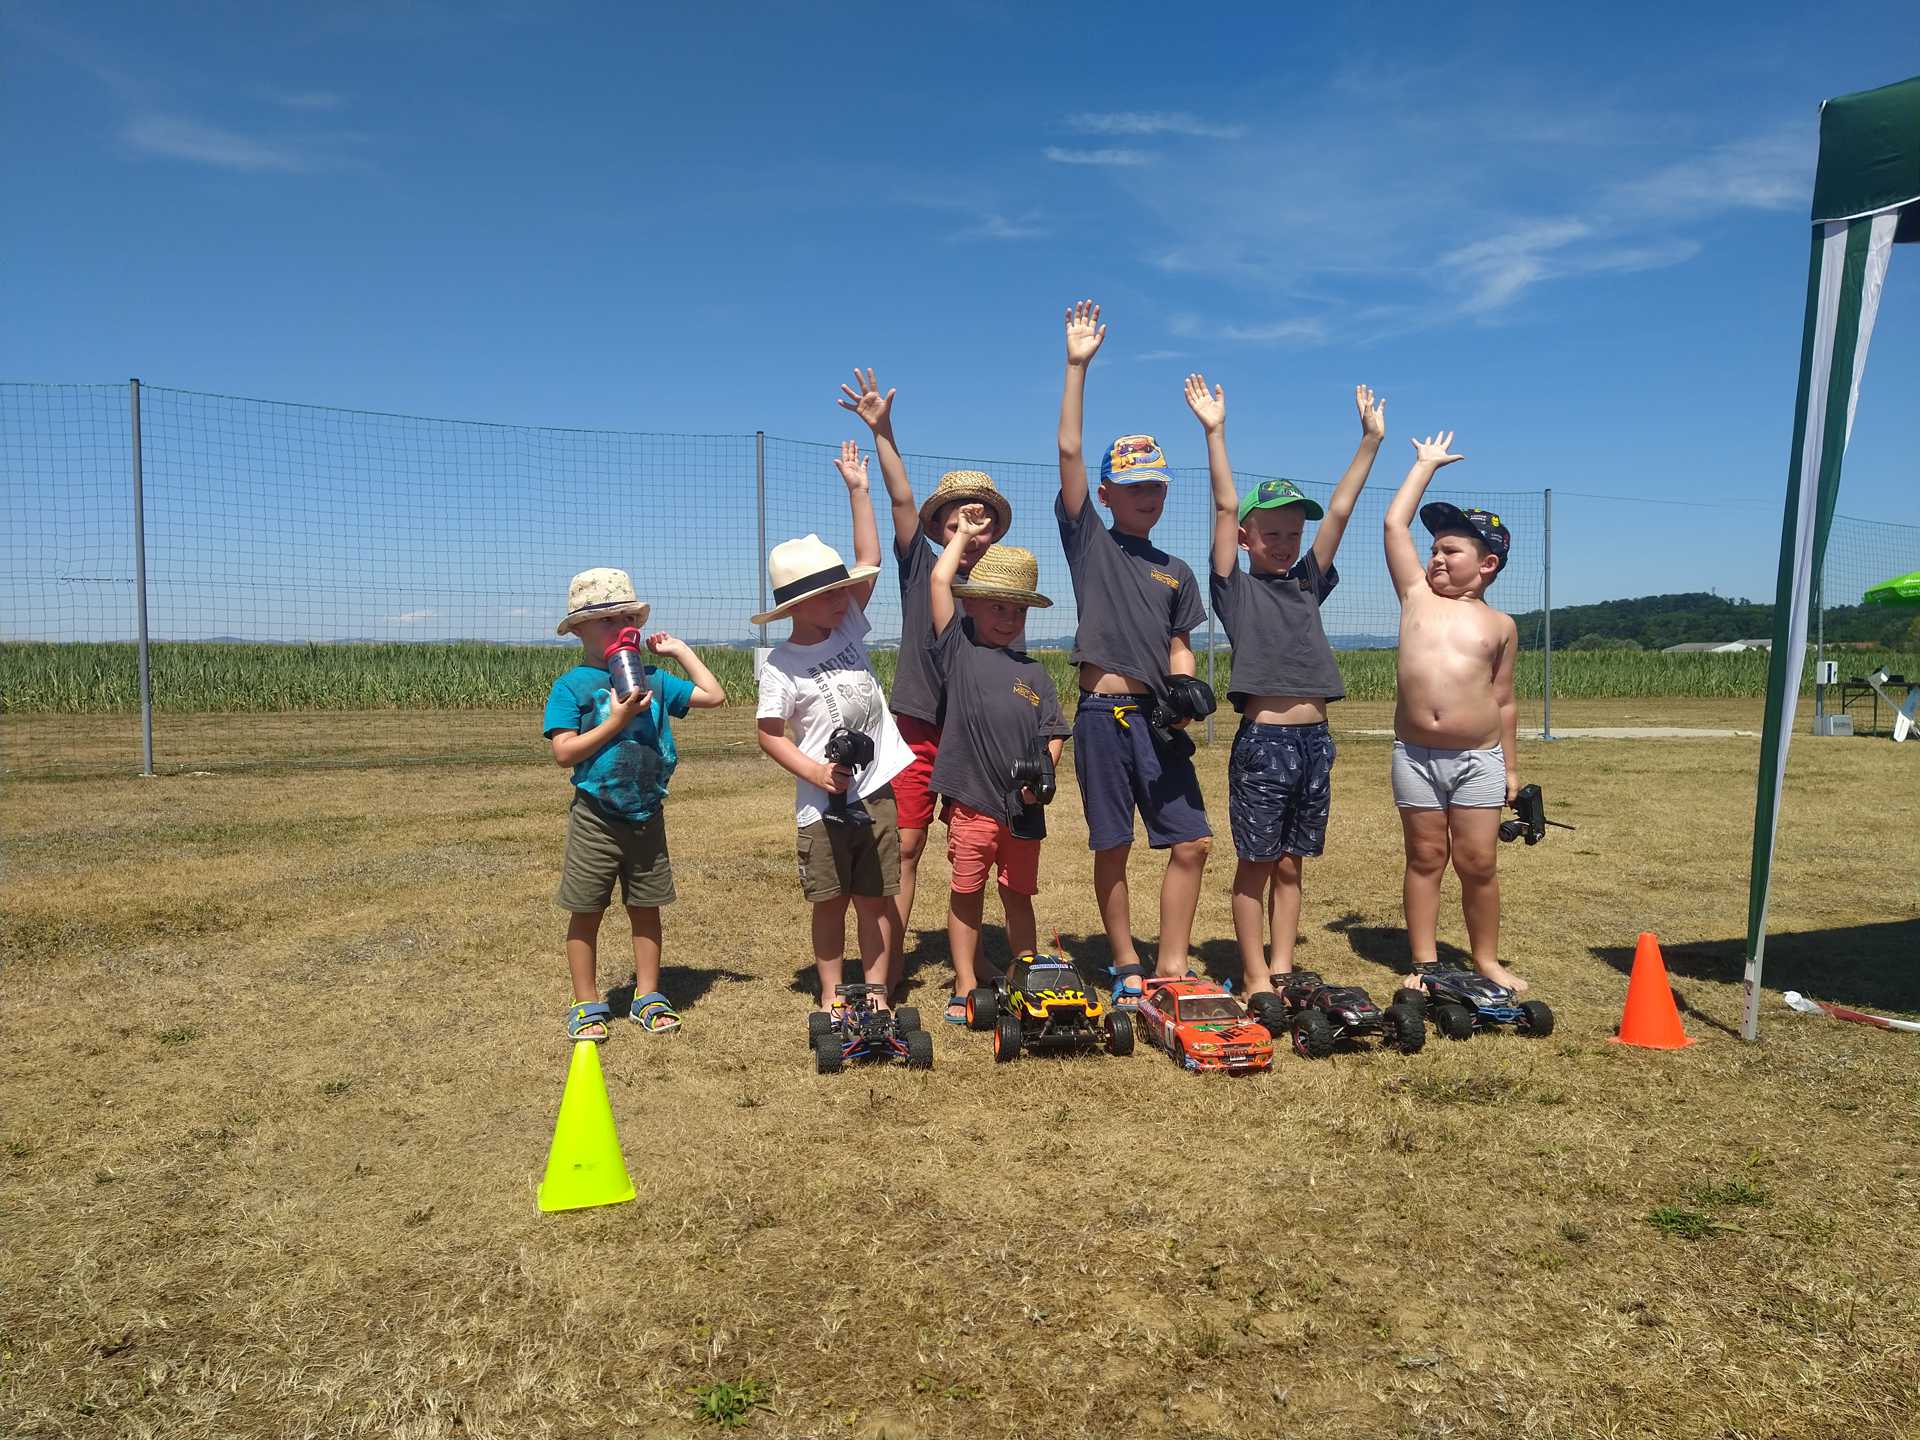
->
<box><xmin>1064</xmin><ymin>299</ymin><xmax>1106</xmax><ymax>366</ymax></box>
<box><xmin>1184</xmin><ymin>372</ymin><xmax>1226</xmax><ymax>433</ymax></box>
<box><xmin>644</xmin><ymin>630</ymin><xmax>688</xmax><ymax>659</ymax></box>
<box><xmin>835</xmin><ymin>368</ymin><xmax>896</xmax><ymax>433</ymax></box>
<box><xmin>833</xmin><ymin>440</ymin><xmax>870</xmax><ymax>490</ymax></box>
<box><xmin>952</xmin><ymin>502</ymin><xmax>994</xmax><ymax>540</ymax></box>
<box><xmin>1356</xmin><ymin>385</ymin><xmax>1386</xmax><ymax>441</ymax></box>
<box><xmin>1410</xmin><ymin>432</ymin><xmax>1464</xmax><ymax>467</ymax></box>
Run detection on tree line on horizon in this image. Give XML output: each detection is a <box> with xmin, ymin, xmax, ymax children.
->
<box><xmin>1509</xmin><ymin>591</ymin><xmax>1920</xmax><ymax>653</ymax></box>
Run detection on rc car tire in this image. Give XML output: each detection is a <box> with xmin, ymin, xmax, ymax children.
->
<box><xmin>905</xmin><ymin>1029</ymin><xmax>934</xmax><ymax>1069</ymax></box>
<box><xmin>992</xmin><ymin>1013</ymin><xmax>1023</xmax><ymax>1063</ymax></box>
<box><xmin>1517</xmin><ymin>1000</ymin><xmax>1555</xmax><ymax>1037</ymax></box>
<box><xmin>807</xmin><ymin>1011</ymin><xmax>833</xmax><ymax>1044</ymax></box>
<box><xmin>894</xmin><ymin>1006</ymin><xmax>922</xmax><ymax>1035</ymax></box>
<box><xmin>1105</xmin><ymin>1010</ymin><xmax>1134</xmax><ymax>1057</ymax></box>
<box><xmin>967</xmin><ymin>987</ymin><xmax>998</xmax><ymax>1031</ymax></box>
<box><xmin>1392</xmin><ymin>987</ymin><xmax>1427</xmax><ymax>1013</ymax></box>
<box><xmin>1292</xmin><ymin>1008</ymin><xmax>1335</xmax><ymax>1060</ymax></box>
<box><xmin>1434</xmin><ymin>1002</ymin><xmax>1475</xmax><ymax>1040</ymax></box>
<box><xmin>1387</xmin><ymin>1003</ymin><xmax>1426</xmax><ymax>1054</ymax></box>
<box><xmin>814</xmin><ymin>1032</ymin><xmax>844</xmax><ymax>1074</ymax></box>
<box><xmin>1247</xmin><ymin>992</ymin><xmax>1288</xmax><ymax>1030</ymax></box>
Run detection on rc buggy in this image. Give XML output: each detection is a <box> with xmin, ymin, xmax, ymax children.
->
<box><xmin>1246</xmin><ymin>971</ymin><xmax>1426</xmax><ymax>1059</ymax></box>
<box><xmin>1135</xmin><ymin>978</ymin><xmax>1275</xmax><ymax>1073</ymax></box>
<box><xmin>808</xmin><ymin>982</ymin><xmax>933</xmax><ymax>1073</ymax></box>
<box><xmin>966</xmin><ymin>954</ymin><xmax>1134</xmax><ymax>1063</ymax></box>
<box><xmin>1405</xmin><ymin>961</ymin><xmax>1554</xmax><ymax>1040</ymax></box>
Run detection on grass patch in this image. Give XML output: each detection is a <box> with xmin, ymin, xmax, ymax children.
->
<box><xmin>689</xmin><ymin>1378</ymin><xmax>772</xmax><ymax>1428</ymax></box>
<box><xmin>1694</xmin><ymin>1178</ymin><xmax>1769</xmax><ymax>1207</ymax></box>
<box><xmin>1645</xmin><ymin>1207</ymin><xmax>1727</xmax><ymax>1241</ymax></box>
<box><xmin>154</xmin><ymin>1024</ymin><xmax>200</xmax><ymax>1046</ymax></box>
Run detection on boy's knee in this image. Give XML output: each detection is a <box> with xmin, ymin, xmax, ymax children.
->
<box><xmin>1405</xmin><ymin>840</ymin><xmax>1448</xmax><ymax>874</ymax></box>
<box><xmin>1171</xmin><ymin>836</ymin><xmax>1211</xmax><ymax>866</ymax></box>
<box><xmin>1453</xmin><ymin>848</ymin><xmax>1498</xmax><ymax>885</ymax></box>
<box><xmin>899</xmin><ymin>828</ymin><xmax>928</xmax><ymax>864</ymax></box>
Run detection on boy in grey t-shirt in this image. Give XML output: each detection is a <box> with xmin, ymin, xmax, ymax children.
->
<box><xmin>1056</xmin><ymin>300</ymin><xmax>1212</xmax><ymax>1003</ymax></box>
<box><xmin>1187</xmin><ymin>373</ymin><xmax>1385</xmax><ymax>994</ymax></box>
<box><xmin>928</xmin><ymin>506</ymin><xmax>1070</xmax><ymax>1023</ymax></box>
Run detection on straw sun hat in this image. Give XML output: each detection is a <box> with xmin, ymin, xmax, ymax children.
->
<box><xmin>951</xmin><ymin>545</ymin><xmax>1052</xmax><ymax>609</ymax></box>
<box><xmin>749</xmin><ymin>534</ymin><xmax>881</xmax><ymax>626</ymax></box>
<box><xmin>556</xmin><ymin>567</ymin><xmax>652</xmax><ymax>636</ymax></box>
<box><xmin>918</xmin><ymin>470</ymin><xmax>1012</xmax><ymax>537</ymax></box>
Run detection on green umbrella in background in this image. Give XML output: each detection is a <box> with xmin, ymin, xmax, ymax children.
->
<box><xmin>1863</xmin><ymin>569</ymin><xmax>1920</xmax><ymax>606</ymax></box>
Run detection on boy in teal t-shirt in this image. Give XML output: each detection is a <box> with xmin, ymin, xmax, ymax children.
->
<box><xmin>543</xmin><ymin>568</ymin><xmax>726</xmax><ymax>1041</ymax></box>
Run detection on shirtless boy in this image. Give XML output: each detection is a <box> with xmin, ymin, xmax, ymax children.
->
<box><xmin>1382</xmin><ymin>432</ymin><xmax>1525</xmax><ymax>992</ymax></box>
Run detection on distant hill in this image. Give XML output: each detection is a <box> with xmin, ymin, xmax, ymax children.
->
<box><xmin>1509</xmin><ymin>592</ymin><xmax>1916</xmax><ymax>651</ymax></box>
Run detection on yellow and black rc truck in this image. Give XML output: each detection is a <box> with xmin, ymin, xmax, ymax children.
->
<box><xmin>965</xmin><ymin>953</ymin><xmax>1134</xmax><ymax>1063</ymax></box>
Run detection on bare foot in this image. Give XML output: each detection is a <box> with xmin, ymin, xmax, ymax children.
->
<box><xmin>1402</xmin><ymin>971</ymin><xmax>1426</xmax><ymax>991</ymax></box>
<box><xmin>1476</xmin><ymin>960</ymin><xmax>1530</xmax><ymax>994</ymax></box>
<box><xmin>1243</xmin><ymin>978</ymin><xmax>1277</xmax><ymax>995</ymax></box>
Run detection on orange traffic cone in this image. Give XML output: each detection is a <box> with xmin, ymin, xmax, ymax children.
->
<box><xmin>537</xmin><ymin>1040</ymin><xmax>637</xmax><ymax>1212</ymax></box>
<box><xmin>1611</xmin><ymin>932</ymin><xmax>1696</xmax><ymax>1049</ymax></box>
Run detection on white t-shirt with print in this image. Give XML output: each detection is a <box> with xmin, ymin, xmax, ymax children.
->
<box><xmin>756</xmin><ymin>607</ymin><xmax>914</xmax><ymax>828</ymax></box>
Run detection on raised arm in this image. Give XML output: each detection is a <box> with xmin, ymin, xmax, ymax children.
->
<box><xmin>1311</xmin><ymin>384</ymin><xmax>1386</xmax><ymax>573</ymax></box>
<box><xmin>837</xmin><ymin>368</ymin><xmax>918</xmax><ymax>547</ymax></box>
<box><xmin>1057</xmin><ymin>299</ymin><xmax>1106</xmax><ymax>519</ymax></box>
<box><xmin>1184</xmin><ymin>372</ymin><xmax>1238</xmax><ymax>578</ymax></box>
<box><xmin>833</xmin><ymin>441</ymin><xmax>882</xmax><ymax>610</ymax></box>
<box><xmin>645</xmin><ymin>632</ymin><xmax>727</xmax><ymax>708</ymax></box>
<box><xmin>930</xmin><ymin>503</ymin><xmax>993</xmax><ymax>634</ymax></box>
<box><xmin>1383</xmin><ymin>432</ymin><xmax>1464</xmax><ymax>598</ymax></box>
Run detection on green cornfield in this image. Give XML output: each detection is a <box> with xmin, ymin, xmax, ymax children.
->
<box><xmin>4</xmin><ymin>642</ymin><xmax>1916</xmax><ymax>714</ymax></box>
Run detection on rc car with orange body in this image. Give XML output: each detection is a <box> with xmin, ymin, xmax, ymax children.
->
<box><xmin>966</xmin><ymin>953</ymin><xmax>1134</xmax><ymax>1063</ymax></box>
<box><xmin>1135</xmin><ymin>977</ymin><xmax>1275</xmax><ymax>1073</ymax></box>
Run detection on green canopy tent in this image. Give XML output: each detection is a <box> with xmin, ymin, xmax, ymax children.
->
<box><xmin>1745</xmin><ymin>75</ymin><xmax>1920</xmax><ymax>1041</ymax></box>
<box><xmin>1862</xmin><ymin>568</ymin><xmax>1920</xmax><ymax>606</ymax></box>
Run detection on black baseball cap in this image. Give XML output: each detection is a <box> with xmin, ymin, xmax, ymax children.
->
<box><xmin>1420</xmin><ymin>502</ymin><xmax>1511</xmax><ymax>572</ymax></box>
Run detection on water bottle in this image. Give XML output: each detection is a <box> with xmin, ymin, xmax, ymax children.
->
<box><xmin>605</xmin><ymin>626</ymin><xmax>646</xmax><ymax>700</ymax></box>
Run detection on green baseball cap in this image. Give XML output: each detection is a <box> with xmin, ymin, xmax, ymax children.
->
<box><xmin>1237</xmin><ymin>477</ymin><xmax>1324</xmax><ymax>522</ymax></box>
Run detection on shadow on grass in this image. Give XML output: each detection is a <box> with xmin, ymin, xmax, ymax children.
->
<box><xmin>609</xmin><ymin>962</ymin><xmax>752</xmax><ymax>1018</ymax></box>
<box><xmin>1325</xmin><ymin>910</ymin><xmax>1473</xmax><ymax>978</ymax></box>
<box><xmin>786</xmin><ymin>924</ymin><xmax>1023</xmax><ymax>1007</ymax></box>
<box><xmin>1589</xmin><ymin>919</ymin><xmax>1920</xmax><ymax>1018</ymax></box>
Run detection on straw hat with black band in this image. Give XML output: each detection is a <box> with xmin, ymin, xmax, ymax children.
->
<box><xmin>918</xmin><ymin>470</ymin><xmax>1012</xmax><ymax>538</ymax></box>
<box><xmin>749</xmin><ymin>534</ymin><xmax>881</xmax><ymax>626</ymax></box>
<box><xmin>951</xmin><ymin>545</ymin><xmax>1052</xmax><ymax>609</ymax></box>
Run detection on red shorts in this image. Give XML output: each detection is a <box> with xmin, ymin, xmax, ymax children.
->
<box><xmin>891</xmin><ymin>713</ymin><xmax>942</xmax><ymax>831</ymax></box>
<box><xmin>944</xmin><ymin>802</ymin><xmax>1042</xmax><ymax>897</ymax></box>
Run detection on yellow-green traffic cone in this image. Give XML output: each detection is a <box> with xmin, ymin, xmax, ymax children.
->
<box><xmin>537</xmin><ymin>1040</ymin><xmax>637</xmax><ymax>1213</ymax></box>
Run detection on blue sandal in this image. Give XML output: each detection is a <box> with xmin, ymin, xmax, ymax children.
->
<box><xmin>630</xmin><ymin>990</ymin><xmax>682</xmax><ymax>1034</ymax></box>
<box><xmin>566</xmin><ymin>1000</ymin><xmax>612</xmax><ymax>1042</ymax></box>
<box><xmin>944</xmin><ymin>995</ymin><xmax>970</xmax><ymax>1026</ymax></box>
<box><xmin>1109</xmin><ymin>964</ymin><xmax>1147</xmax><ymax>1009</ymax></box>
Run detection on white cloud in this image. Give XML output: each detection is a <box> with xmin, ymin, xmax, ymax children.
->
<box><xmin>1170</xmin><ymin>312</ymin><xmax>1326</xmax><ymax>345</ymax></box>
<box><xmin>1134</xmin><ymin>349</ymin><xmax>1188</xmax><ymax>362</ymax></box>
<box><xmin>389</xmin><ymin>609</ymin><xmax>435</xmax><ymax>625</ymax></box>
<box><xmin>1610</xmin><ymin>130</ymin><xmax>1810</xmax><ymax>217</ymax></box>
<box><xmin>899</xmin><ymin>185</ymin><xmax>1048</xmax><ymax>240</ymax></box>
<box><xmin>1067</xmin><ymin>111</ymin><xmax>1246</xmax><ymax>140</ymax></box>
<box><xmin>1044</xmin><ymin>146</ymin><xmax>1153</xmax><ymax>167</ymax></box>
<box><xmin>961</xmin><ymin>211</ymin><xmax>1049</xmax><ymax>240</ymax></box>
<box><xmin>124</xmin><ymin>114</ymin><xmax>310</xmax><ymax>172</ymax></box>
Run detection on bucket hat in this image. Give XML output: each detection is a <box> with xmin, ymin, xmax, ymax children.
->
<box><xmin>556</xmin><ymin>568</ymin><xmax>651</xmax><ymax>636</ymax></box>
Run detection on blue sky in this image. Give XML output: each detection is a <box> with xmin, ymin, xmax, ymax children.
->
<box><xmin>4</xmin><ymin>0</ymin><xmax>1919</xmax><ymax>642</ymax></box>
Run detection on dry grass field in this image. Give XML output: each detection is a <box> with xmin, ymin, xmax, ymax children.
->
<box><xmin>4</xmin><ymin>701</ymin><xmax>1918</xmax><ymax>1439</ymax></box>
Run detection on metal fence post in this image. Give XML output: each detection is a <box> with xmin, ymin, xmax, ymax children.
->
<box><xmin>1541</xmin><ymin>487</ymin><xmax>1553</xmax><ymax>742</ymax></box>
<box><xmin>755</xmin><ymin>430</ymin><xmax>768</xmax><ymax>648</ymax></box>
<box><xmin>130</xmin><ymin>378</ymin><xmax>155</xmax><ymax>776</ymax></box>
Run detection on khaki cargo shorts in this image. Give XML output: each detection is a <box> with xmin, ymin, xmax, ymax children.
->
<box><xmin>797</xmin><ymin>783</ymin><xmax>900</xmax><ymax>902</ymax></box>
<box><xmin>556</xmin><ymin>793</ymin><xmax>677</xmax><ymax>912</ymax></box>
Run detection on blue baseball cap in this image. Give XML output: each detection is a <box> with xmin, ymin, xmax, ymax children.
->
<box><xmin>1100</xmin><ymin>434</ymin><xmax>1169</xmax><ymax>486</ymax></box>
<box><xmin>1420</xmin><ymin>502</ymin><xmax>1511</xmax><ymax>571</ymax></box>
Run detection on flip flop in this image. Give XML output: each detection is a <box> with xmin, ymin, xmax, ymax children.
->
<box><xmin>1109</xmin><ymin>964</ymin><xmax>1146</xmax><ymax>1009</ymax></box>
<box><xmin>629</xmin><ymin>990</ymin><xmax>682</xmax><ymax>1034</ymax></box>
<box><xmin>944</xmin><ymin>995</ymin><xmax>969</xmax><ymax>1026</ymax></box>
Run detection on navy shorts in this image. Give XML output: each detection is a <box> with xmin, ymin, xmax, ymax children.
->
<box><xmin>1228</xmin><ymin>720</ymin><xmax>1335</xmax><ymax>862</ymax></box>
<box><xmin>1072</xmin><ymin>692</ymin><xmax>1212</xmax><ymax>852</ymax></box>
